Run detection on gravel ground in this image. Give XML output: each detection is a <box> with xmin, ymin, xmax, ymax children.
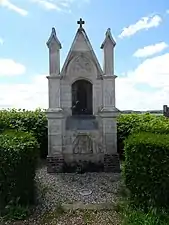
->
<box><xmin>38</xmin><ymin>209</ymin><xmax>121</xmax><ymax>225</ymax></box>
<box><xmin>3</xmin><ymin>165</ymin><xmax>122</xmax><ymax>225</ymax></box>
<box><xmin>36</xmin><ymin>166</ymin><xmax>121</xmax><ymax>210</ymax></box>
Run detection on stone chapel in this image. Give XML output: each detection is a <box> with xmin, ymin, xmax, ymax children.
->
<box><xmin>46</xmin><ymin>18</ymin><xmax>120</xmax><ymax>173</ymax></box>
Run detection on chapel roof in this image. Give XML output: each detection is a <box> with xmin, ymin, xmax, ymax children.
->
<box><xmin>60</xmin><ymin>18</ymin><xmax>103</xmax><ymax>76</ymax></box>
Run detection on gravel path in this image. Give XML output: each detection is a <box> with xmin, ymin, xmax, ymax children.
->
<box><xmin>36</xmin><ymin>166</ymin><xmax>121</xmax><ymax>211</ymax></box>
<box><xmin>4</xmin><ymin>165</ymin><xmax>122</xmax><ymax>224</ymax></box>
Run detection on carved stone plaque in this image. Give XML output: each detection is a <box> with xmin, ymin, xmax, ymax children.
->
<box><xmin>68</xmin><ymin>55</ymin><xmax>93</xmax><ymax>75</ymax></box>
<box><xmin>73</xmin><ymin>134</ymin><xmax>93</xmax><ymax>154</ymax></box>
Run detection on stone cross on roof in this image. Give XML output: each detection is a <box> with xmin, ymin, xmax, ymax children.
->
<box><xmin>77</xmin><ymin>18</ymin><xmax>85</xmax><ymax>29</ymax></box>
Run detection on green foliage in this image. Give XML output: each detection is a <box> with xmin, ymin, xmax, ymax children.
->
<box><xmin>4</xmin><ymin>203</ymin><xmax>30</xmax><ymax>221</ymax></box>
<box><xmin>117</xmin><ymin>113</ymin><xmax>155</xmax><ymax>157</ymax></box>
<box><xmin>119</xmin><ymin>202</ymin><xmax>169</xmax><ymax>225</ymax></box>
<box><xmin>133</xmin><ymin>115</ymin><xmax>169</xmax><ymax>134</ymax></box>
<box><xmin>0</xmin><ymin>108</ymin><xmax>48</xmax><ymax>158</ymax></box>
<box><xmin>0</xmin><ymin>109</ymin><xmax>168</xmax><ymax>160</ymax></box>
<box><xmin>124</xmin><ymin>132</ymin><xmax>169</xmax><ymax>209</ymax></box>
<box><xmin>0</xmin><ymin>130</ymin><xmax>39</xmax><ymax>216</ymax></box>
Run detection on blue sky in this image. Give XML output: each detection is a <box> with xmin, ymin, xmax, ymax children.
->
<box><xmin>0</xmin><ymin>0</ymin><xmax>169</xmax><ymax>110</ymax></box>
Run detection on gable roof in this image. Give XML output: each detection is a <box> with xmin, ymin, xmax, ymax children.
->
<box><xmin>60</xmin><ymin>27</ymin><xmax>103</xmax><ymax>76</ymax></box>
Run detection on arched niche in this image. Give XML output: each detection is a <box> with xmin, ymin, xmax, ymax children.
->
<box><xmin>72</xmin><ymin>79</ymin><xmax>93</xmax><ymax>115</ymax></box>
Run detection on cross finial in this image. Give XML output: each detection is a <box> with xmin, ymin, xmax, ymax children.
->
<box><xmin>77</xmin><ymin>18</ymin><xmax>85</xmax><ymax>29</ymax></box>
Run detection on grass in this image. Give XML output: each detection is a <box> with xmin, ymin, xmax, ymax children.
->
<box><xmin>113</xmin><ymin>180</ymin><xmax>169</xmax><ymax>225</ymax></box>
<box><xmin>115</xmin><ymin>190</ymin><xmax>169</xmax><ymax>225</ymax></box>
<box><xmin>120</xmin><ymin>205</ymin><xmax>169</xmax><ymax>225</ymax></box>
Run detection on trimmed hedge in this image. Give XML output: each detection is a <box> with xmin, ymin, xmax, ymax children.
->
<box><xmin>0</xmin><ymin>109</ymin><xmax>47</xmax><ymax>158</ymax></box>
<box><xmin>133</xmin><ymin>115</ymin><xmax>169</xmax><ymax>134</ymax></box>
<box><xmin>124</xmin><ymin>132</ymin><xmax>169</xmax><ymax>208</ymax></box>
<box><xmin>0</xmin><ymin>109</ymin><xmax>167</xmax><ymax>159</ymax></box>
<box><xmin>117</xmin><ymin>113</ymin><xmax>159</xmax><ymax>158</ymax></box>
<box><xmin>0</xmin><ymin>130</ymin><xmax>39</xmax><ymax>215</ymax></box>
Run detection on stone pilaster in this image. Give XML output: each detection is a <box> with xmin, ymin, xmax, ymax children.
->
<box><xmin>46</xmin><ymin>109</ymin><xmax>64</xmax><ymax>173</ymax></box>
<box><xmin>99</xmin><ymin>110</ymin><xmax>120</xmax><ymax>173</ymax></box>
<box><xmin>102</xmin><ymin>75</ymin><xmax>116</xmax><ymax>111</ymax></box>
<box><xmin>47</xmin><ymin>76</ymin><xmax>61</xmax><ymax>109</ymax></box>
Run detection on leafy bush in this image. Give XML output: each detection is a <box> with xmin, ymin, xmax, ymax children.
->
<box><xmin>0</xmin><ymin>109</ymin><xmax>47</xmax><ymax>158</ymax></box>
<box><xmin>117</xmin><ymin>113</ymin><xmax>158</xmax><ymax>158</ymax></box>
<box><xmin>133</xmin><ymin>115</ymin><xmax>169</xmax><ymax>135</ymax></box>
<box><xmin>0</xmin><ymin>109</ymin><xmax>167</xmax><ymax>160</ymax></box>
<box><xmin>119</xmin><ymin>201</ymin><xmax>169</xmax><ymax>225</ymax></box>
<box><xmin>124</xmin><ymin>132</ymin><xmax>169</xmax><ymax>209</ymax></box>
<box><xmin>0</xmin><ymin>130</ymin><xmax>39</xmax><ymax>216</ymax></box>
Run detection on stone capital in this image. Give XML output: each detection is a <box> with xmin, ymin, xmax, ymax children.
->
<box><xmin>46</xmin><ymin>108</ymin><xmax>64</xmax><ymax>119</ymax></box>
<box><xmin>99</xmin><ymin>107</ymin><xmax>120</xmax><ymax>118</ymax></box>
<box><xmin>102</xmin><ymin>75</ymin><xmax>117</xmax><ymax>79</ymax></box>
<box><xmin>47</xmin><ymin>75</ymin><xmax>61</xmax><ymax>79</ymax></box>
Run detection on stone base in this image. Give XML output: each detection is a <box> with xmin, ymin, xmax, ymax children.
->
<box><xmin>104</xmin><ymin>154</ymin><xmax>120</xmax><ymax>173</ymax></box>
<box><xmin>47</xmin><ymin>154</ymin><xmax>120</xmax><ymax>173</ymax></box>
<box><xmin>47</xmin><ymin>155</ymin><xmax>64</xmax><ymax>173</ymax></box>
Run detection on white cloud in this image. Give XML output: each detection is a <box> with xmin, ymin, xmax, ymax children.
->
<box><xmin>119</xmin><ymin>15</ymin><xmax>162</xmax><ymax>38</ymax></box>
<box><xmin>116</xmin><ymin>53</ymin><xmax>169</xmax><ymax>110</ymax></box>
<box><xmin>0</xmin><ymin>74</ymin><xmax>48</xmax><ymax>109</ymax></box>
<box><xmin>0</xmin><ymin>58</ymin><xmax>26</xmax><ymax>76</ymax></box>
<box><xmin>0</xmin><ymin>38</ymin><xmax>4</xmax><ymax>45</ymax></box>
<box><xmin>128</xmin><ymin>53</ymin><xmax>169</xmax><ymax>88</ymax></box>
<box><xmin>31</xmin><ymin>0</ymin><xmax>89</xmax><ymax>11</ymax></box>
<box><xmin>0</xmin><ymin>0</ymin><xmax>28</xmax><ymax>16</ymax></box>
<box><xmin>133</xmin><ymin>42</ymin><xmax>168</xmax><ymax>58</ymax></box>
<box><xmin>166</xmin><ymin>10</ymin><xmax>169</xmax><ymax>14</ymax></box>
<box><xmin>1</xmin><ymin>53</ymin><xmax>169</xmax><ymax>110</ymax></box>
<box><xmin>31</xmin><ymin>0</ymin><xmax>61</xmax><ymax>11</ymax></box>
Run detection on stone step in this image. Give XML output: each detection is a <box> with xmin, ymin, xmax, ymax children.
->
<box><xmin>62</xmin><ymin>202</ymin><xmax>116</xmax><ymax>211</ymax></box>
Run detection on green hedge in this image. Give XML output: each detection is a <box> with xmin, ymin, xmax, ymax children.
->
<box><xmin>133</xmin><ymin>116</ymin><xmax>169</xmax><ymax>134</ymax></box>
<box><xmin>0</xmin><ymin>130</ymin><xmax>39</xmax><ymax>215</ymax></box>
<box><xmin>0</xmin><ymin>109</ymin><xmax>47</xmax><ymax>158</ymax></box>
<box><xmin>123</xmin><ymin>132</ymin><xmax>169</xmax><ymax>208</ymax></box>
<box><xmin>0</xmin><ymin>109</ymin><xmax>167</xmax><ymax>159</ymax></box>
<box><xmin>117</xmin><ymin>113</ymin><xmax>160</xmax><ymax>157</ymax></box>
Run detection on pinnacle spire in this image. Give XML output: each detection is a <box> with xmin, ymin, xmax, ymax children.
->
<box><xmin>46</xmin><ymin>27</ymin><xmax>62</xmax><ymax>49</ymax></box>
<box><xmin>101</xmin><ymin>28</ymin><xmax>116</xmax><ymax>49</ymax></box>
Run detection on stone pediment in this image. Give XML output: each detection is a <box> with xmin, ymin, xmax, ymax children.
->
<box><xmin>65</xmin><ymin>53</ymin><xmax>97</xmax><ymax>79</ymax></box>
<box><xmin>60</xmin><ymin>28</ymin><xmax>103</xmax><ymax>78</ymax></box>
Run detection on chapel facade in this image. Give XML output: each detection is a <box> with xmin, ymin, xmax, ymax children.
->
<box><xmin>46</xmin><ymin>18</ymin><xmax>120</xmax><ymax>173</ymax></box>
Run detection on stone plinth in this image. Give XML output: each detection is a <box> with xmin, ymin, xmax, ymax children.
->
<box><xmin>47</xmin><ymin>155</ymin><xmax>64</xmax><ymax>173</ymax></box>
<box><xmin>104</xmin><ymin>154</ymin><xmax>120</xmax><ymax>172</ymax></box>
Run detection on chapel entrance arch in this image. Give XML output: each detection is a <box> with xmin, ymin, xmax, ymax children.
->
<box><xmin>72</xmin><ymin>79</ymin><xmax>93</xmax><ymax>115</ymax></box>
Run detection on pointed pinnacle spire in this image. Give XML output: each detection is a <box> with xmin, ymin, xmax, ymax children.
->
<box><xmin>46</xmin><ymin>27</ymin><xmax>62</xmax><ymax>49</ymax></box>
<box><xmin>101</xmin><ymin>28</ymin><xmax>116</xmax><ymax>49</ymax></box>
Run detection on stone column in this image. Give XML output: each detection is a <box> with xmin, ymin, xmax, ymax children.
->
<box><xmin>47</xmin><ymin>76</ymin><xmax>61</xmax><ymax>108</ymax></box>
<box><xmin>102</xmin><ymin>75</ymin><xmax>116</xmax><ymax>111</ymax></box>
<box><xmin>99</xmin><ymin>111</ymin><xmax>120</xmax><ymax>173</ymax></box>
<box><xmin>46</xmin><ymin>109</ymin><xmax>64</xmax><ymax>173</ymax></box>
<box><xmin>99</xmin><ymin>75</ymin><xmax>120</xmax><ymax>172</ymax></box>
